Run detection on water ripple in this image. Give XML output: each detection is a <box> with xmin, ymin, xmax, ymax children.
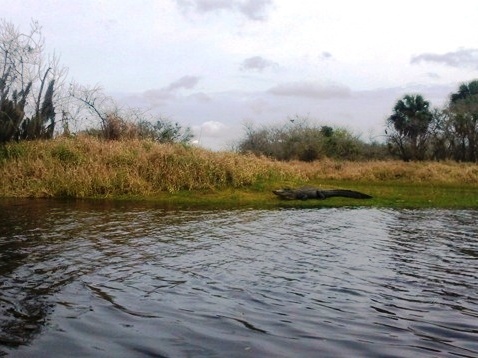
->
<box><xmin>0</xmin><ymin>200</ymin><xmax>477</xmax><ymax>357</ymax></box>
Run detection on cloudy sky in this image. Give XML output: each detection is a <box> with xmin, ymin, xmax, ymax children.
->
<box><xmin>3</xmin><ymin>1</ymin><xmax>478</xmax><ymax>149</ymax></box>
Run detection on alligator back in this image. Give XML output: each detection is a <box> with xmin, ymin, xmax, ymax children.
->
<box><xmin>273</xmin><ymin>187</ymin><xmax>372</xmax><ymax>200</ymax></box>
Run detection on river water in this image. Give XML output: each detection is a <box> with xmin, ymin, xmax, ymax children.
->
<box><xmin>0</xmin><ymin>199</ymin><xmax>477</xmax><ymax>357</ymax></box>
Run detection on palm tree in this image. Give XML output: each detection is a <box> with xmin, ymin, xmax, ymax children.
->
<box><xmin>451</xmin><ymin>80</ymin><xmax>478</xmax><ymax>102</ymax></box>
<box><xmin>386</xmin><ymin>94</ymin><xmax>433</xmax><ymax>161</ymax></box>
<box><xmin>448</xmin><ymin>80</ymin><xmax>478</xmax><ymax>161</ymax></box>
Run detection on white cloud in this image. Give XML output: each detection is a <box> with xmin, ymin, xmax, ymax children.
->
<box><xmin>188</xmin><ymin>92</ymin><xmax>212</xmax><ymax>102</ymax></box>
<box><xmin>143</xmin><ymin>89</ymin><xmax>174</xmax><ymax>102</ymax></box>
<box><xmin>425</xmin><ymin>72</ymin><xmax>441</xmax><ymax>80</ymax></box>
<box><xmin>240</xmin><ymin>56</ymin><xmax>278</xmax><ymax>72</ymax></box>
<box><xmin>411</xmin><ymin>48</ymin><xmax>478</xmax><ymax>69</ymax></box>
<box><xmin>140</xmin><ymin>75</ymin><xmax>201</xmax><ymax>107</ymax></box>
<box><xmin>237</xmin><ymin>0</ymin><xmax>274</xmax><ymax>21</ymax></box>
<box><xmin>267</xmin><ymin>81</ymin><xmax>351</xmax><ymax>99</ymax></box>
<box><xmin>192</xmin><ymin>120</ymin><xmax>234</xmax><ymax>149</ymax></box>
<box><xmin>166</xmin><ymin>75</ymin><xmax>201</xmax><ymax>91</ymax></box>
<box><xmin>174</xmin><ymin>0</ymin><xmax>273</xmax><ymax>21</ymax></box>
<box><xmin>199</xmin><ymin>121</ymin><xmax>227</xmax><ymax>136</ymax></box>
<box><xmin>319</xmin><ymin>52</ymin><xmax>333</xmax><ymax>60</ymax></box>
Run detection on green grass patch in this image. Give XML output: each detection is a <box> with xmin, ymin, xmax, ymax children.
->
<box><xmin>110</xmin><ymin>181</ymin><xmax>478</xmax><ymax>210</ymax></box>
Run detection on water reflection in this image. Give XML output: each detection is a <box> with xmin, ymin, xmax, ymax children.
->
<box><xmin>0</xmin><ymin>199</ymin><xmax>477</xmax><ymax>357</ymax></box>
<box><xmin>0</xmin><ymin>199</ymin><xmax>165</xmax><ymax>350</ymax></box>
<box><xmin>378</xmin><ymin>209</ymin><xmax>478</xmax><ymax>355</ymax></box>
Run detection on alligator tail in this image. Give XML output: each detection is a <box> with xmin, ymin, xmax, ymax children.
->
<box><xmin>320</xmin><ymin>189</ymin><xmax>372</xmax><ymax>199</ymax></box>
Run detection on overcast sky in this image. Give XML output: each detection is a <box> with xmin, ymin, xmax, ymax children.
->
<box><xmin>3</xmin><ymin>1</ymin><xmax>478</xmax><ymax>149</ymax></box>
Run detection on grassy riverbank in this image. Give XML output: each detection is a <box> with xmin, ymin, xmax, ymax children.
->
<box><xmin>1</xmin><ymin>137</ymin><xmax>478</xmax><ymax>208</ymax></box>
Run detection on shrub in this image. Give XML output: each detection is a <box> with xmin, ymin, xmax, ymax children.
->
<box><xmin>237</xmin><ymin>118</ymin><xmax>388</xmax><ymax>161</ymax></box>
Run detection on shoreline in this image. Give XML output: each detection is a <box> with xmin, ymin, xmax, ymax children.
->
<box><xmin>1</xmin><ymin>137</ymin><xmax>478</xmax><ymax>209</ymax></box>
<box><xmin>1</xmin><ymin>182</ymin><xmax>476</xmax><ymax>210</ymax></box>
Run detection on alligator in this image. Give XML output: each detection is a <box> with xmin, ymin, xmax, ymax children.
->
<box><xmin>272</xmin><ymin>187</ymin><xmax>372</xmax><ymax>200</ymax></box>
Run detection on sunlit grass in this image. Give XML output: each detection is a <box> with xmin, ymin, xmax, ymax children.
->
<box><xmin>1</xmin><ymin>136</ymin><xmax>477</xmax><ymax>208</ymax></box>
<box><xmin>0</xmin><ymin>136</ymin><xmax>300</xmax><ymax>198</ymax></box>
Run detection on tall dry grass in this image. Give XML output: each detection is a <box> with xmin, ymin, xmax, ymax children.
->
<box><xmin>1</xmin><ymin>136</ymin><xmax>477</xmax><ymax>198</ymax></box>
<box><xmin>289</xmin><ymin>158</ymin><xmax>478</xmax><ymax>185</ymax></box>
<box><xmin>0</xmin><ymin>136</ymin><xmax>300</xmax><ymax>197</ymax></box>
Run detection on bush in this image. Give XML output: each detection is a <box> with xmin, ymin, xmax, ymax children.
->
<box><xmin>79</xmin><ymin>113</ymin><xmax>193</xmax><ymax>144</ymax></box>
<box><xmin>237</xmin><ymin>118</ymin><xmax>388</xmax><ymax>161</ymax></box>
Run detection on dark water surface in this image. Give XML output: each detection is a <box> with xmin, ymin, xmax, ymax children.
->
<box><xmin>0</xmin><ymin>199</ymin><xmax>477</xmax><ymax>357</ymax></box>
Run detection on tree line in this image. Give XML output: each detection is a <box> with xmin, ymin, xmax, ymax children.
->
<box><xmin>3</xmin><ymin>20</ymin><xmax>478</xmax><ymax>163</ymax></box>
<box><xmin>238</xmin><ymin>83</ymin><xmax>478</xmax><ymax>163</ymax></box>
<box><xmin>236</xmin><ymin>117</ymin><xmax>388</xmax><ymax>161</ymax></box>
<box><xmin>0</xmin><ymin>19</ymin><xmax>192</xmax><ymax>144</ymax></box>
<box><xmin>386</xmin><ymin>81</ymin><xmax>478</xmax><ymax>162</ymax></box>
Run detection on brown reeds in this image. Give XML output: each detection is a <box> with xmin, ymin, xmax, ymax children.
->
<box><xmin>0</xmin><ymin>136</ymin><xmax>301</xmax><ymax>198</ymax></box>
<box><xmin>1</xmin><ymin>136</ymin><xmax>477</xmax><ymax>198</ymax></box>
<box><xmin>290</xmin><ymin>158</ymin><xmax>478</xmax><ymax>185</ymax></box>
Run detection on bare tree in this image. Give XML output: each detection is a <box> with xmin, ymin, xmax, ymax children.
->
<box><xmin>66</xmin><ymin>81</ymin><xmax>117</xmax><ymax>133</ymax></box>
<box><xmin>0</xmin><ymin>19</ymin><xmax>67</xmax><ymax>142</ymax></box>
<box><xmin>67</xmin><ymin>81</ymin><xmax>193</xmax><ymax>143</ymax></box>
<box><xmin>1</xmin><ymin>19</ymin><xmax>192</xmax><ymax>144</ymax></box>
